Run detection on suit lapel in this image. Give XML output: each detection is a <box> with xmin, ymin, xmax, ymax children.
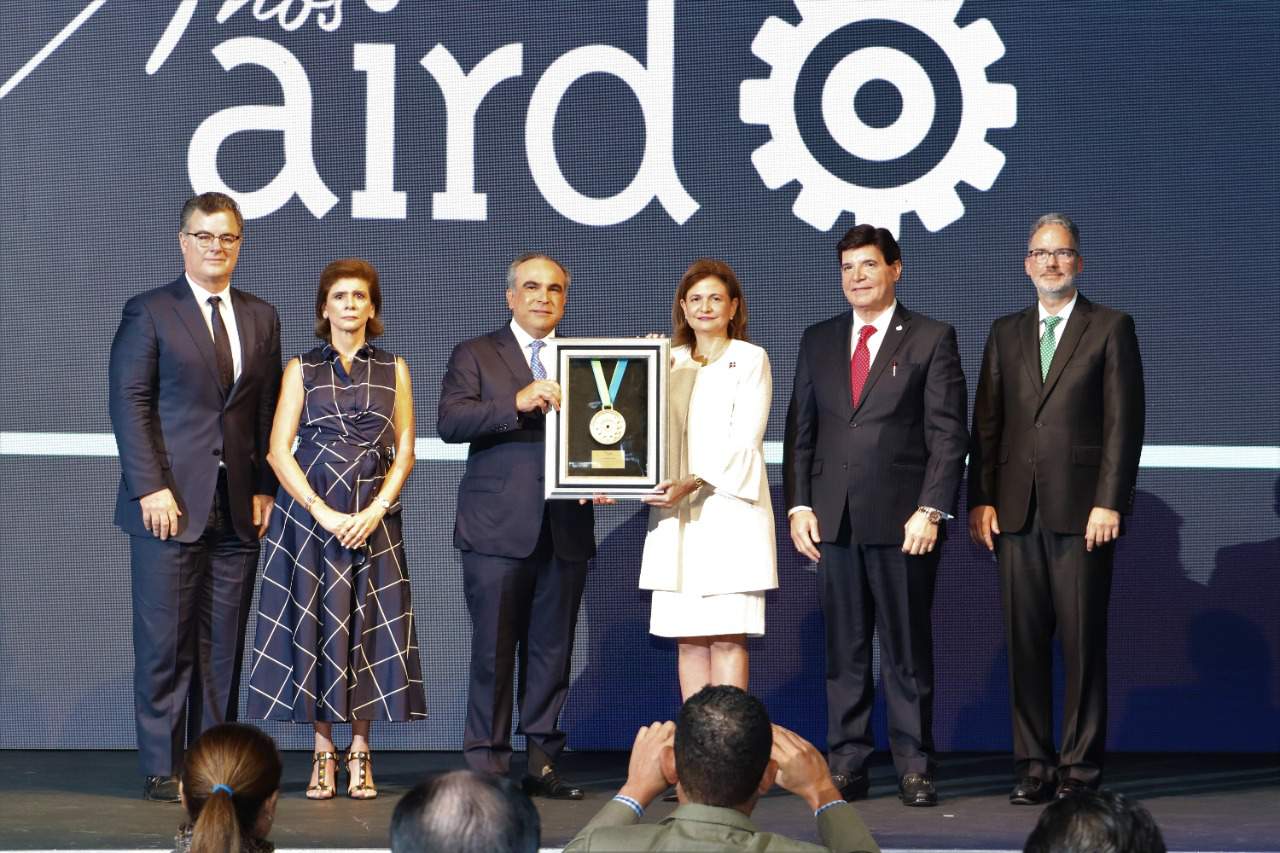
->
<box><xmin>829</xmin><ymin>312</ymin><xmax>854</xmax><ymax>419</ymax></box>
<box><xmin>494</xmin><ymin>326</ymin><xmax>534</xmax><ymax>385</ymax></box>
<box><xmin>1039</xmin><ymin>295</ymin><xmax>1093</xmax><ymax>409</ymax></box>
<box><xmin>169</xmin><ymin>278</ymin><xmax>226</xmax><ymax>397</ymax></box>
<box><xmin>853</xmin><ymin>304</ymin><xmax>910</xmax><ymax>415</ymax></box>
<box><xmin>226</xmin><ymin>288</ymin><xmax>256</xmax><ymax>404</ymax></box>
<box><xmin>1018</xmin><ymin>305</ymin><xmax>1042</xmax><ymax>390</ymax></box>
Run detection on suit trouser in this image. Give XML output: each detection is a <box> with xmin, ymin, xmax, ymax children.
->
<box><xmin>461</xmin><ymin>515</ymin><xmax>588</xmax><ymax>775</ymax></box>
<box><xmin>819</xmin><ymin>506</ymin><xmax>938</xmax><ymax>777</ymax></box>
<box><xmin>129</xmin><ymin>471</ymin><xmax>260</xmax><ymax>776</ymax></box>
<box><xmin>998</xmin><ymin>497</ymin><xmax>1113</xmax><ymax>785</ymax></box>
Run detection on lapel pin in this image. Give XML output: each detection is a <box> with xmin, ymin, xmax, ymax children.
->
<box><xmin>895</xmin><ymin>324</ymin><xmax>903</xmax><ymax>331</ymax></box>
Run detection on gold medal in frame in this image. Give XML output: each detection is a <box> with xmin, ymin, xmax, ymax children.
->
<box><xmin>544</xmin><ymin>338</ymin><xmax>669</xmax><ymax>499</ymax></box>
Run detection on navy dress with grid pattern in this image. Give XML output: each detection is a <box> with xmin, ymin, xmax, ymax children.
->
<box><xmin>248</xmin><ymin>343</ymin><xmax>426</xmax><ymax>722</ymax></box>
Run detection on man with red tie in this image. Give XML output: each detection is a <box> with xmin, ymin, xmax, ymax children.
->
<box><xmin>968</xmin><ymin>214</ymin><xmax>1145</xmax><ymax>803</ymax></box>
<box><xmin>784</xmin><ymin>224</ymin><xmax>968</xmax><ymax>807</ymax></box>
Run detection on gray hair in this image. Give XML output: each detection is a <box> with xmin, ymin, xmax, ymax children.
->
<box><xmin>1029</xmin><ymin>213</ymin><xmax>1080</xmax><ymax>252</ymax></box>
<box><xmin>390</xmin><ymin>770</ymin><xmax>539</xmax><ymax>853</ymax></box>
<box><xmin>506</xmin><ymin>252</ymin><xmax>570</xmax><ymax>291</ymax></box>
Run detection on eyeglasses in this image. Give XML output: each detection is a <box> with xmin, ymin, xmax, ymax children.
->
<box><xmin>184</xmin><ymin>231</ymin><xmax>242</xmax><ymax>249</ymax></box>
<box><xmin>1027</xmin><ymin>248</ymin><xmax>1078</xmax><ymax>263</ymax></box>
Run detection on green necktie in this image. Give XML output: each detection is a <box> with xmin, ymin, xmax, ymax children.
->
<box><xmin>1040</xmin><ymin>315</ymin><xmax>1062</xmax><ymax>381</ymax></box>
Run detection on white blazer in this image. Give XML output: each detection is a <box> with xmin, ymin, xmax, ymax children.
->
<box><xmin>639</xmin><ymin>339</ymin><xmax>777</xmax><ymax>595</ymax></box>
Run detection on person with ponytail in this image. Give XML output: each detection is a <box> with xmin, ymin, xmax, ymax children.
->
<box><xmin>177</xmin><ymin>723</ymin><xmax>282</xmax><ymax>853</ymax></box>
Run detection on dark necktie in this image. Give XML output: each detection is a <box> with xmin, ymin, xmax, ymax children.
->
<box><xmin>207</xmin><ymin>295</ymin><xmax>234</xmax><ymax>394</ymax></box>
<box><xmin>850</xmin><ymin>324</ymin><xmax>876</xmax><ymax>406</ymax></box>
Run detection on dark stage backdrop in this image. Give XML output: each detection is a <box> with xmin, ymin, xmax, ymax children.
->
<box><xmin>2</xmin><ymin>1</ymin><xmax>1277</xmax><ymax>753</ymax></box>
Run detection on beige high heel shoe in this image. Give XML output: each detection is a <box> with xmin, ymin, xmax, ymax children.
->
<box><xmin>305</xmin><ymin>751</ymin><xmax>339</xmax><ymax>800</ymax></box>
<box><xmin>345</xmin><ymin>751</ymin><xmax>377</xmax><ymax>799</ymax></box>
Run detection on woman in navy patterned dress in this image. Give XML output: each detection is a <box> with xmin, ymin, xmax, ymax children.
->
<box><xmin>248</xmin><ymin>258</ymin><xmax>424</xmax><ymax>800</ymax></box>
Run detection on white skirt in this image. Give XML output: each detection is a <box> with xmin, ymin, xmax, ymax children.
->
<box><xmin>649</xmin><ymin>589</ymin><xmax>766</xmax><ymax>638</ymax></box>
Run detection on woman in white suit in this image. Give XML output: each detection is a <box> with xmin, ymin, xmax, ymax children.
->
<box><xmin>641</xmin><ymin>258</ymin><xmax>777</xmax><ymax>699</ymax></box>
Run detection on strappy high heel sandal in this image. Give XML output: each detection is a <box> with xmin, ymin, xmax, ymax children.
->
<box><xmin>345</xmin><ymin>751</ymin><xmax>378</xmax><ymax>799</ymax></box>
<box><xmin>306</xmin><ymin>751</ymin><xmax>340</xmax><ymax>800</ymax></box>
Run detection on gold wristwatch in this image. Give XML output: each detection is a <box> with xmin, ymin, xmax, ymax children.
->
<box><xmin>917</xmin><ymin>506</ymin><xmax>942</xmax><ymax>524</ymax></box>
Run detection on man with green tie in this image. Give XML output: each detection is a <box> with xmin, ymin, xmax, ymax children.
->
<box><xmin>968</xmin><ymin>213</ymin><xmax>1146</xmax><ymax>805</ymax></box>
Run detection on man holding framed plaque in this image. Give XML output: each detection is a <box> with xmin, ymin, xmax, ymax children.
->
<box><xmin>437</xmin><ymin>253</ymin><xmax>594</xmax><ymax>800</ymax></box>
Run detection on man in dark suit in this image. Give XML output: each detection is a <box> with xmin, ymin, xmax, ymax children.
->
<box><xmin>438</xmin><ymin>253</ymin><xmax>595</xmax><ymax>799</ymax></box>
<box><xmin>968</xmin><ymin>214</ymin><xmax>1144</xmax><ymax>804</ymax></box>
<box><xmin>784</xmin><ymin>225</ymin><xmax>968</xmax><ymax>808</ymax></box>
<box><xmin>109</xmin><ymin>192</ymin><xmax>281</xmax><ymax>801</ymax></box>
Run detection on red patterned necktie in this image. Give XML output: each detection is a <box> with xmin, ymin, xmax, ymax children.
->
<box><xmin>850</xmin><ymin>324</ymin><xmax>876</xmax><ymax>406</ymax></box>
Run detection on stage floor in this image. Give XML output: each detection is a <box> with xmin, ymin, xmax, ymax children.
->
<box><xmin>2</xmin><ymin>751</ymin><xmax>1276</xmax><ymax>852</ymax></box>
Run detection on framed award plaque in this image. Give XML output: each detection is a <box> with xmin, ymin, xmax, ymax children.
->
<box><xmin>544</xmin><ymin>337</ymin><xmax>669</xmax><ymax>499</ymax></box>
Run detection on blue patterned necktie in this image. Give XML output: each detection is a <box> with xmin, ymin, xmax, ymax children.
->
<box><xmin>1040</xmin><ymin>315</ymin><xmax>1062</xmax><ymax>381</ymax></box>
<box><xmin>529</xmin><ymin>339</ymin><xmax>547</xmax><ymax>380</ymax></box>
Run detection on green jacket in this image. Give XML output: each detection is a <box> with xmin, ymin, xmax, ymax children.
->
<box><xmin>564</xmin><ymin>800</ymin><xmax>881</xmax><ymax>852</ymax></box>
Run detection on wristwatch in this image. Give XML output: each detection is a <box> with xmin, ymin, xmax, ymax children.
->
<box><xmin>917</xmin><ymin>506</ymin><xmax>942</xmax><ymax>524</ymax></box>
<box><xmin>375</xmin><ymin>496</ymin><xmax>392</xmax><ymax>511</ymax></box>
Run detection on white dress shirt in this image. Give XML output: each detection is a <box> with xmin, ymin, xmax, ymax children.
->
<box><xmin>1038</xmin><ymin>291</ymin><xmax>1078</xmax><ymax>345</ymax></box>
<box><xmin>509</xmin><ymin>318</ymin><xmax>556</xmax><ymax>377</ymax></box>
<box><xmin>186</xmin><ymin>274</ymin><xmax>243</xmax><ymax>381</ymax></box>
<box><xmin>850</xmin><ymin>300</ymin><xmax>898</xmax><ymax>364</ymax></box>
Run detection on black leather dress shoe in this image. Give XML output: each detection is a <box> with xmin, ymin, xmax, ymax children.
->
<box><xmin>830</xmin><ymin>771</ymin><xmax>870</xmax><ymax>802</ymax></box>
<box><xmin>143</xmin><ymin>775</ymin><xmax>181</xmax><ymax>803</ymax></box>
<box><xmin>1055</xmin><ymin>778</ymin><xmax>1093</xmax><ymax>800</ymax></box>
<box><xmin>1009</xmin><ymin>776</ymin><xmax>1054</xmax><ymax>805</ymax></box>
<box><xmin>522</xmin><ymin>766</ymin><xmax>584</xmax><ymax>800</ymax></box>
<box><xmin>898</xmin><ymin>773</ymin><xmax>938</xmax><ymax>807</ymax></box>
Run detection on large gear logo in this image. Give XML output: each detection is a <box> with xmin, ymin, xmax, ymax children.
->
<box><xmin>740</xmin><ymin>0</ymin><xmax>1017</xmax><ymax>236</ymax></box>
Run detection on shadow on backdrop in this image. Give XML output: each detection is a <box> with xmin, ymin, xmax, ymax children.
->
<box><xmin>1113</xmin><ymin>488</ymin><xmax>1279</xmax><ymax>753</ymax></box>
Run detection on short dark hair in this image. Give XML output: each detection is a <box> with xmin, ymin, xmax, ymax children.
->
<box><xmin>836</xmin><ymin>223</ymin><xmax>901</xmax><ymax>264</ymax></box>
<box><xmin>181</xmin><ymin>191</ymin><xmax>244</xmax><ymax>233</ymax></box>
<box><xmin>1024</xmin><ymin>789</ymin><xmax>1166</xmax><ymax>853</ymax></box>
<box><xmin>390</xmin><ymin>770</ymin><xmax>540</xmax><ymax>853</ymax></box>
<box><xmin>674</xmin><ymin>685</ymin><xmax>772</xmax><ymax>807</ymax></box>
<box><xmin>315</xmin><ymin>258</ymin><xmax>384</xmax><ymax>340</ymax></box>
<box><xmin>671</xmin><ymin>258</ymin><xmax>750</xmax><ymax>349</ymax></box>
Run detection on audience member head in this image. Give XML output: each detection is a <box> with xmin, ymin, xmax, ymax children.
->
<box><xmin>390</xmin><ymin>770</ymin><xmax>540</xmax><ymax>853</ymax></box>
<box><xmin>673</xmin><ymin>684</ymin><xmax>775</xmax><ymax>810</ymax></box>
<box><xmin>1024</xmin><ymin>789</ymin><xmax>1166</xmax><ymax>853</ymax></box>
<box><xmin>179</xmin><ymin>723</ymin><xmax>282</xmax><ymax>853</ymax></box>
